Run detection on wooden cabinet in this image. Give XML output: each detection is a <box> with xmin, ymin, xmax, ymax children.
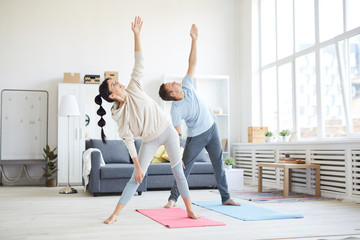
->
<box><xmin>163</xmin><ymin>75</ymin><xmax>230</xmax><ymax>157</ymax></box>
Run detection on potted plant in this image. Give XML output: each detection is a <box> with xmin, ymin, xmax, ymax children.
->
<box><xmin>224</xmin><ymin>156</ymin><xmax>235</xmax><ymax>170</ymax></box>
<box><xmin>42</xmin><ymin>144</ymin><xmax>58</xmax><ymax>187</ymax></box>
<box><xmin>279</xmin><ymin>129</ymin><xmax>291</xmax><ymax>142</ymax></box>
<box><xmin>264</xmin><ymin>130</ymin><xmax>275</xmax><ymax>143</ymax></box>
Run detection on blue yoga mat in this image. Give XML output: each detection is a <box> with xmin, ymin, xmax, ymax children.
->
<box><xmin>192</xmin><ymin>200</ymin><xmax>303</xmax><ymax>221</ymax></box>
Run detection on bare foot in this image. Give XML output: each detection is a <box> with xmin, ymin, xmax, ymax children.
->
<box><xmin>187</xmin><ymin>211</ymin><xmax>201</xmax><ymax>220</ymax></box>
<box><xmin>222</xmin><ymin>198</ymin><xmax>241</xmax><ymax>206</ymax></box>
<box><xmin>104</xmin><ymin>214</ymin><xmax>118</xmax><ymax>224</ymax></box>
<box><xmin>164</xmin><ymin>200</ymin><xmax>176</xmax><ymax>208</ymax></box>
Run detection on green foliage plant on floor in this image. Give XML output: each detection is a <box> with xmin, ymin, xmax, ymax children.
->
<box><xmin>42</xmin><ymin>144</ymin><xmax>58</xmax><ymax>179</ymax></box>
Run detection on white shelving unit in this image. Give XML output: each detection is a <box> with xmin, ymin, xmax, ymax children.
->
<box><xmin>163</xmin><ymin>74</ymin><xmax>230</xmax><ymax>157</ymax></box>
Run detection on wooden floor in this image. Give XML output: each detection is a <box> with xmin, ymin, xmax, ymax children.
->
<box><xmin>0</xmin><ymin>185</ymin><xmax>360</xmax><ymax>240</ymax></box>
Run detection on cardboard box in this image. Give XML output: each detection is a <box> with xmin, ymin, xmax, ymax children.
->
<box><xmin>64</xmin><ymin>73</ymin><xmax>80</xmax><ymax>83</ymax></box>
<box><xmin>221</xmin><ymin>138</ymin><xmax>227</xmax><ymax>151</ymax></box>
<box><xmin>84</xmin><ymin>75</ymin><xmax>100</xmax><ymax>84</ymax></box>
<box><xmin>248</xmin><ymin>126</ymin><xmax>268</xmax><ymax>143</ymax></box>
<box><xmin>104</xmin><ymin>71</ymin><xmax>118</xmax><ymax>82</ymax></box>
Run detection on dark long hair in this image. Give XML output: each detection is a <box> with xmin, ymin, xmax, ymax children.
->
<box><xmin>95</xmin><ymin>78</ymin><xmax>114</xmax><ymax>144</ymax></box>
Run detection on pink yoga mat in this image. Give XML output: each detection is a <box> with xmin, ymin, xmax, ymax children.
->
<box><xmin>136</xmin><ymin>208</ymin><xmax>226</xmax><ymax>228</ymax></box>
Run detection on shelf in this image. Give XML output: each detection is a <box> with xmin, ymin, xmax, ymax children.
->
<box><xmin>0</xmin><ymin>160</ymin><xmax>45</xmax><ymax>165</ymax></box>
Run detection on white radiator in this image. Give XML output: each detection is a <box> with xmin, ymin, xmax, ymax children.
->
<box><xmin>232</xmin><ymin>140</ymin><xmax>360</xmax><ymax>200</ymax></box>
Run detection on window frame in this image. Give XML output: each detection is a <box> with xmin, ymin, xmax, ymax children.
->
<box><xmin>258</xmin><ymin>0</ymin><xmax>360</xmax><ymax>140</ymax></box>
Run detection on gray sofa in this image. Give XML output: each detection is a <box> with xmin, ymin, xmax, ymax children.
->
<box><xmin>86</xmin><ymin>139</ymin><xmax>216</xmax><ymax>197</ymax></box>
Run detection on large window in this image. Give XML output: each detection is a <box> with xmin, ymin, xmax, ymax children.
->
<box><xmin>259</xmin><ymin>0</ymin><xmax>360</xmax><ymax>140</ymax></box>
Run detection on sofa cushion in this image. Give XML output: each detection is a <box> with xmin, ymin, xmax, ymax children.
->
<box><xmin>194</xmin><ymin>149</ymin><xmax>208</xmax><ymax>162</ymax></box>
<box><xmin>100</xmin><ymin>163</ymin><xmax>134</xmax><ymax>179</ymax></box>
<box><xmin>191</xmin><ymin>162</ymin><xmax>214</xmax><ymax>174</ymax></box>
<box><xmin>90</xmin><ymin>139</ymin><xmax>130</xmax><ymax>164</ymax></box>
<box><xmin>147</xmin><ymin>162</ymin><xmax>214</xmax><ymax>175</ymax></box>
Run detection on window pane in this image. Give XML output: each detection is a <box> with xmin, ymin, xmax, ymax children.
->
<box><xmin>261</xmin><ymin>0</ymin><xmax>276</xmax><ymax>65</ymax></box>
<box><xmin>262</xmin><ymin>67</ymin><xmax>278</xmax><ymax>132</ymax></box>
<box><xmin>296</xmin><ymin>52</ymin><xmax>318</xmax><ymax>138</ymax></box>
<box><xmin>319</xmin><ymin>0</ymin><xmax>343</xmax><ymax>42</ymax></box>
<box><xmin>277</xmin><ymin>0</ymin><xmax>293</xmax><ymax>59</ymax></box>
<box><xmin>320</xmin><ymin>45</ymin><xmax>346</xmax><ymax>137</ymax></box>
<box><xmin>349</xmin><ymin>34</ymin><xmax>360</xmax><ymax>133</ymax></box>
<box><xmin>294</xmin><ymin>0</ymin><xmax>315</xmax><ymax>52</ymax></box>
<box><xmin>347</xmin><ymin>0</ymin><xmax>360</xmax><ymax>31</ymax></box>
<box><xmin>278</xmin><ymin>63</ymin><xmax>294</xmax><ymax>131</ymax></box>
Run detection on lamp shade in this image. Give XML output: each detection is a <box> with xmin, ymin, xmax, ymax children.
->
<box><xmin>58</xmin><ymin>94</ymin><xmax>80</xmax><ymax>116</ymax></box>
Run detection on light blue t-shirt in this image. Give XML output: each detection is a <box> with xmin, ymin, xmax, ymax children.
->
<box><xmin>170</xmin><ymin>75</ymin><xmax>215</xmax><ymax>137</ymax></box>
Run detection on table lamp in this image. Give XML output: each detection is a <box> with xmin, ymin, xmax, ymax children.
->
<box><xmin>58</xmin><ymin>94</ymin><xmax>80</xmax><ymax>194</ymax></box>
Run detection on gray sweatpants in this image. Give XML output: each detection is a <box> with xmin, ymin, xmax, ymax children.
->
<box><xmin>119</xmin><ymin>126</ymin><xmax>190</xmax><ymax>205</ymax></box>
<box><xmin>168</xmin><ymin>123</ymin><xmax>231</xmax><ymax>203</ymax></box>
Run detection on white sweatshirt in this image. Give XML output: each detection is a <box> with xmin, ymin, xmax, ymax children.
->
<box><xmin>111</xmin><ymin>51</ymin><xmax>171</xmax><ymax>158</ymax></box>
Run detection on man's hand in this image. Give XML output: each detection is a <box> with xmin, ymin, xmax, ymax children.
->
<box><xmin>131</xmin><ymin>16</ymin><xmax>143</xmax><ymax>35</ymax></box>
<box><xmin>190</xmin><ymin>24</ymin><xmax>198</xmax><ymax>41</ymax></box>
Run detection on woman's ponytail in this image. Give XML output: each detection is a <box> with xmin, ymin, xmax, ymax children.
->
<box><xmin>95</xmin><ymin>94</ymin><xmax>107</xmax><ymax>144</ymax></box>
<box><xmin>95</xmin><ymin>78</ymin><xmax>115</xmax><ymax>144</ymax></box>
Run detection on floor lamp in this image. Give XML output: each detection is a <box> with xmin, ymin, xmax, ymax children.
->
<box><xmin>58</xmin><ymin>94</ymin><xmax>80</xmax><ymax>194</ymax></box>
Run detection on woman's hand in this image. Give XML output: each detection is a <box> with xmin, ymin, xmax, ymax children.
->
<box><xmin>190</xmin><ymin>24</ymin><xmax>198</xmax><ymax>41</ymax></box>
<box><xmin>134</xmin><ymin>167</ymin><xmax>145</xmax><ymax>184</ymax></box>
<box><xmin>131</xmin><ymin>16</ymin><xmax>143</xmax><ymax>35</ymax></box>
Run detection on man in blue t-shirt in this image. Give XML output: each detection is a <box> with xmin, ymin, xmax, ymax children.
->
<box><xmin>158</xmin><ymin>24</ymin><xmax>240</xmax><ymax>208</ymax></box>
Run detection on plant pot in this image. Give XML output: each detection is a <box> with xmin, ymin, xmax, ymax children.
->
<box><xmin>224</xmin><ymin>164</ymin><xmax>233</xmax><ymax>170</ymax></box>
<box><xmin>282</xmin><ymin>135</ymin><xmax>290</xmax><ymax>142</ymax></box>
<box><xmin>265</xmin><ymin>136</ymin><xmax>275</xmax><ymax>143</ymax></box>
<box><xmin>46</xmin><ymin>178</ymin><xmax>57</xmax><ymax>187</ymax></box>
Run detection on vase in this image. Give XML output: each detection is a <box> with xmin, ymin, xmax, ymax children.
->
<box><xmin>225</xmin><ymin>165</ymin><xmax>232</xmax><ymax>170</ymax></box>
<box><xmin>265</xmin><ymin>136</ymin><xmax>275</xmax><ymax>143</ymax></box>
<box><xmin>46</xmin><ymin>178</ymin><xmax>57</xmax><ymax>187</ymax></box>
<box><xmin>282</xmin><ymin>135</ymin><xmax>290</xmax><ymax>142</ymax></box>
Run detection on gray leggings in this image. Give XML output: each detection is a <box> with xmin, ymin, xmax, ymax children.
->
<box><xmin>119</xmin><ymin>126</ymin><xmax>190</xmax><ymax>205</ymax></box>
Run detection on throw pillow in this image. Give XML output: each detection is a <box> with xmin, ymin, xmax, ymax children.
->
<box><xmin>151</xmin><ymin>145</ymin><xmax>167</xmax><ymax>163</ymax></box>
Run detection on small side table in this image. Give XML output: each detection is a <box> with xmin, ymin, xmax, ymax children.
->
<box><xmin>225</xmin><ymin>168</ymin><xmax>244</xmax><ymax>191</ymax></box>
<box><xmin>258</xmin><ymin>163</ymin><xmax>321</xmax><ymax>197</ymax></box>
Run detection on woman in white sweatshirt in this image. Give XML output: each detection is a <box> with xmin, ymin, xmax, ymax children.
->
<box><xmin>94</xmin><ymin>16</ymin><xmax>199</xmax><ymax>224</ymax></box>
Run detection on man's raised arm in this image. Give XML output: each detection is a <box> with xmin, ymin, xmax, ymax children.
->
<box><xmin>186</xmin><ymin>24</ymin><xmax>198</xmax><ymax>78</ymax></box>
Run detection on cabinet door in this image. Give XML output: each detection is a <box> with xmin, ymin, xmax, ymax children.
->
<box><xmin>58</xmin><ymin>84</ymin><xmax>83</xmax><ymax>185</ymax></box>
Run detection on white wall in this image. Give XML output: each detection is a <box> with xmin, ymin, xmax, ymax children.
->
<box><xmin>0</xmin><ymin>0</ymin><xmax>249</xmax><ymax>182</ymax></box>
